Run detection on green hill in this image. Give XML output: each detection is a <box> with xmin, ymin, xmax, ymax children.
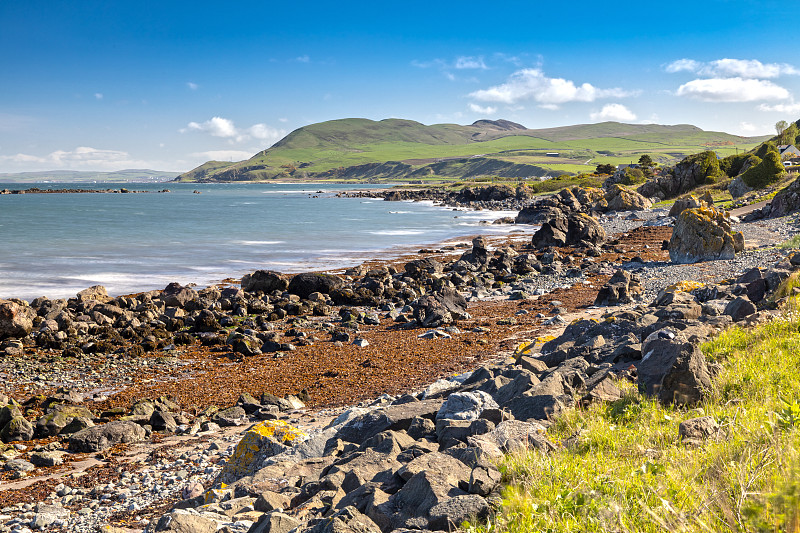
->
<box><xmin>0</xmin><ymin>169</ymin><xmax>178</xmax><ymax>183</ymax></box>
<box><xmin>176</xmin><ymin>118</ymin><xmax>770</xmax><ymax>183</ymax></box>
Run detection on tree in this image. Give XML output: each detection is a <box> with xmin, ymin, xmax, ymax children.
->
<box><xmin>638</xmin><ymin>154</ymin><xmax>655</xmax><ymax>168</ymax></box>
<box><xmin>776</xmin><ymin>120</ymin><xmax>789</xmax><ymax>135</ymax></box>
<box><xmin>595</xmin><ymin>163</ymin><xmax>616</xmax><ymax>175</ymax></box>
<box><xmin>783</xmin><ymin>123</ymin><xmax>799</xmax><ymax>147</ymax></box>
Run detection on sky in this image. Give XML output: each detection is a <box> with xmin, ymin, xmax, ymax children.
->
<box><xmin>2</xmin><ymin>0</ymin><xmax>800</xmax><ymax>173</ymax></box>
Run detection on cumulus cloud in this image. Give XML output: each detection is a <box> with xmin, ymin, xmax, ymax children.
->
<box><xmin>0</xmin><ymin>146</ymin><xmax>145</xmax><ymax>170</ymax></box>
<box><xmin>180</xmin><ymin>117</ymin><xmax>286</xmax><ymax>145</ymax></box>
<box><xmin>455</xmin><ymin>56</ymin><xmax>487</xmax><ymax>69</ymax></box>
<box><xmin>590</xmin><ymin>103</ymin><xmax>637</xmax><ymax>122</ymax></box>
<box><xmin>94</xmin><ymin>93</ymin><xmax>103</xmax><ymax>100</ymax></box>
<box><xmin>758</xmin><ymin>101</ymin><xmax>800</xmax><ymax>113</ymax></box>
<box><xmin>468</xmin><ymin>103</ymin><xmax>497</xmax><ymax>115</ymax></box>
<box><xmin>666</xmin><ymin>58</ymin><xmax>800</xmax><ymax>78</ymax></box>
<box><xmin>295</xmin><ymin>55</ymin><xmax>310</xmax><ymax>63</ymax></box>
<box><xmin>676</xmin><ymin>77</ymin><xmax>790</xmax><ymax>102</ymax></box>
<box><xmin>469</xmin><ymin>68</ymin><xmax>635</xmax><ymax>107</ymax></box>
<box><xmin>187</xmin><ymin>82</ymin><xmax>198</xmax><ymax>90</ymax></box>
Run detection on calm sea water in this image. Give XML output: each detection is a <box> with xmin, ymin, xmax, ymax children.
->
<box><xmin>0</xmin><ymin>182</ymin><xmax>524</xmax><ymax>300</ymax></box>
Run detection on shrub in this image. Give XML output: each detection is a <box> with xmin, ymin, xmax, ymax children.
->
<box><xmin>619</xmin><ymin>167</ymin><xmax>646</xmax><ymax>185</ymax></box>
<box><xmin>755</xmin><ymin>141</ymin><xmax>780</xmax><ymax>159</ymax></box>
<box><xmin>720</xmin><ymin>153</ymin><xmax>760</xmax><ymax>177</ymax></box>
<box><xmin>741</xmin><ymin>151</ymin><xmax>786</xmax><ymax>189</ymax></box>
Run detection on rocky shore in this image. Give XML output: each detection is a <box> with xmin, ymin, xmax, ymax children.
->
<box><xmin>0</xmin><ymin>184</ymin><xmax>798</xmax><ymax>532</ymax></box>
<box><xmin>0</xmin><ymin>188</ymin><xmax>170</xmax><ymax>195</ymax></box>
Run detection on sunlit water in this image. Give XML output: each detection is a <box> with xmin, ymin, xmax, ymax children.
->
<box><xmin>0</xmin><ymin>182</ymin><xmax>525</xmax><ymax>300</ymax></box>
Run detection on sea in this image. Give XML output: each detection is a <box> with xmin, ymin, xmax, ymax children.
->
<box><xmin>0</xmin><ymin>182</ymin><xmax>525</xmax><ymax>301</ymax></box>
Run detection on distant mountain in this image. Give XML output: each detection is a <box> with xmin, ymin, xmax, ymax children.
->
<box><xmin>175</xmin><ymin>118</ymin><xmax>771</xmax><ymax>183</ymax></box>
<box><xmin>0</xmin><ymin>169</ymin><xmax>178</xmax><ymax>183</ymax></box>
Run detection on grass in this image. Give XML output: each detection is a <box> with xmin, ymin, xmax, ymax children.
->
<box><xmin>472</xmin><ymin>294</ymin><xmax>800</xmax><ymax>533</ymax></box>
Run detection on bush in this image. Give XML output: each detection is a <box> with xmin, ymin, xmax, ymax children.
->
<box><xmin>755</xmin><ymin>141</ymin><xmax>780</xmax><ymax>159</ymax></box>
<box><xmin>741</xmin><ymin>151</ymin><xmax>786</xmax><ymax>189</ymax></box>
<box><xmin>720</xmin><ymin>153</ymin><xmax>760</xmax><ymax>177</ymax></box>
<box><xmin>620</xmin><ymin>167</ymin><xmax>646</xmax><ymax>186</ymax></box>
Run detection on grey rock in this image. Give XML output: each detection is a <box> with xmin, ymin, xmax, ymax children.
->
<box><xmin>637</xmin><ymin>329</ymin><xmax>712</xmax><ymax>405</ymax></box>
<box><xmin>68</xmin><ymin>420</ymin><xmax>147</xmax><ymax>452</ymax></box>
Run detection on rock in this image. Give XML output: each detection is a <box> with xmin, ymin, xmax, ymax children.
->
<box><xmin>162</xmin><ymin>282</ymin><xmax>197</xmax><ymax>308</ymax></box>
<box><xmin>154</xmin><ymin>510</ymin><xmax>219</xmax><ymax>532</ymax></box>
<box><xmin>338</xmin><ymin>399</ymin><xmax>442</xmax><ymax>443</ymax></box>
<box><xmin>724</xmin><ymin>297</ymin><xmax>757</xmax><ymax>321</ymax></box>
<box><xmin>436</xmin><ymin>391</ymin><xmax>498</xmax><ymax>421</ymax></box>
<box><xmin>383</xmin><ymin>468</ymin><xmax>469</xmax><ymax>530</ymax></box>
<box><xmin>531</xmin><ymin>211</ymin><xmax>605</xmax><ymax>249</ymax></box>
<box><xmin>227</xmin><ymin>332</ymin><xmax>263</xmax><ymax>356</ymax></box>
<box><xmin>411</xmin><ymin>287</ymin><xmax>469</xmax><ymax>328</ymax></box>
<box><xmin>637</xmin><ymin>329</ymin><xmax>712</xmax><ymax>405</ymax></box>
<box><xmin>68</xmin><ymin>420</ymin><xmax>147</xmax><ymax>452</ymax></box>
<box><xmin>305</xmin><ymin>506</ymin><xmax>381</xmax><ymax>533</ymax></box>
<box><xmin>4</xmin><ymin>458</ymin><xmax>34</xmax><ymax>473</ymax></box>
<box><xmin>728</xmin><ymin>175</ymin><xmax>754</xmax><ymax>199</ymax></box>
<box><xmin>668</xmin><ymin>193</ymin><xmax>712</xmax><ymax>218</ymax></box>
<box><xmin>669</xmin><ymin>207</ymin><xmax>744</xmax><ymax>264</ymax></box>
<box><xmin>405</xmin><ymin>257</ymin><xmax>443</xmax><ymax>277</ymax></box>
<box><xmin>76</xmin><ymin>285</ymin><xmax>111</xmax><ymax>303</ymax></box>
<box><xmin>594</xmin><ymin>269</ymin><xmax>643</xmax><ymax>306</ymax></box>
<box><xmin>762</xmin><ymin>173</ymin><xmax>800</xmax><ymax>218</ymax></box>
<box><xmin>30</xmin><ymin>503</ymin><xmax>69</xmax><ymax>530</ymax></box>
<box><xmin>467</xmin><ymin>420</ymin><xmax>554</xmax><ymax>457</ymax></box>
<box><xmin>428</xmin><ymin>494</ymin><xmax>490</xmax><ymax>531</ymax></box>
<box><xmin>288</xmin><ymin>272</ymin><xmax>344</xmax><ymax>299</ymax></box>
<box><xmin>212</xmin><ymin>406</ymin><xmax>248</xmax><ymax>427</ymax></box>
<box><xmin>605</xmin><ymin>184</ymin><xmax>652</xmax><ymax>212</ymax></box>
<box><xmin>0</xmin><ymin>299</ymin><xmax>35</xmax><ymax>339</ymax></box>
<box><xmin>249</xmin><ymin>511</ymin><xmax>301</xmax><ymax>533</ymax></box>
<box><xmin>0</xmin><ymin>416</ymin><xmax>34</xmax><ymax>443</ymax></box>
<box><xmin>242</xmin><ymin>270</ymin><xmax>289</xmax><ymax>293</ymax></box>
<box><xmin>218</xmin><ymin>420</ymin><xmax>308</xmax><ymax>482</ymax></box>
<box><xmin>30</xmin><ymin>450</ymin><xmax>65</xmax><ymax>467</ymax></box>
<box><xmin>679</xmin><ymin>416</ymin><xmax>720</xmax><ymax>443</ymax></box>
<box><xmin>35</xmin><ymin>404</ymin><xmax>94</xmax><ymax>437</ymax></box>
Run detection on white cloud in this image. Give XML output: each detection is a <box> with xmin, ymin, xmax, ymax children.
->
<box><xmin>187</xmin><ymin>82</ymin><xmax>198</xmax><ymax>90</ymax></box>
<box><xmin>665</xmin><ymin>59</ymin><xmax>701</xmax><ymax>73</ymax></box>
<box><xmin>469</xmin><ymin>68</ymin><xmax>636</xmax><ymax>107</ymax></box>
<box><xmin>296</xmin><ymin>55</ymin><xmax>310</xmax><ymax>63</ymax></box>
<box><xmin>734</xmin><ymin>121</ymin><xmax>772</xmax><ymax>135</ymax></box>
<box><xmin>0</xmin><ymin>146</ymin><xmax>145</xmax><ymax>170</ymax></box>
<box><xmin>191</xmin><ymin>150</ymin><xmax>253</xmax><ymax>161</ymax></box>
<box><xmin>94</xmin><ymin>93</ymin><xmax>103</xmax><ymax>100</ymax></box>
<box><xmin>455</xmin><ymin>56</ymin><xmax>487</xmax><ymax>70</ymax></box>
<box><xmin>758</xmin><ymin>101</ymin><xmax>800</xmax><ymax>113</ymax></box>
<box><xmin>666</xmin><ymin>58</ymin><xmax>800</xmax><ymax>78</ymax></box>
<box><xmin>590</xmin><ymin>103</ymin><xmax>637</xmax><ymax>122</ymax></box>
<box><xmin>278</xmin><ymin>117</ymin><xmax>288</xmax><ymax>123</ymax></box>
<box><xmin>468</xmin><ymin>103</ymin><xmax>497</xmax><ymax>115</ymax></box>
<box><xmin>676</xmin><ymin>77</ymin><xmax>790</xmax><ymax>102</ymax></box>
<box><xmin>180</xmin><ymin>116</ymin><xmax>286</xmax><ymax>145</ymax></box>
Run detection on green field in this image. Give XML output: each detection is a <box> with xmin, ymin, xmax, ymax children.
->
<box><xmin>175</xmin><ymin>118</ymin><xmax>770</xmax><ymax>182</ymax></box>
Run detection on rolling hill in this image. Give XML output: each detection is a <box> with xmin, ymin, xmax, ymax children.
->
<box><xmin>0</xmin><ymin>169</ymin><xmax>178</xmax><ymax>183</ymax></box>
<box><xmin>175</xmin><ymin>118</ymin><xmax>770</xmax><ymax>183</ymax></box>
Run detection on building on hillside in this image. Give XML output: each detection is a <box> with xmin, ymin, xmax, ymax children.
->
<box><xmin>616</xmin><ymin>163</ymin><xmax>640</xmax><ymax>171</ymax></box>
<box><xmin>778</xmin><ymin>145</ymin><xmax>800</xmax><ymax>159</ymax></box>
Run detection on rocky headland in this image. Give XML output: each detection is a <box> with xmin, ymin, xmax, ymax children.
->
<box><xmin>0</xmin><ymin>183</ymin><xmax>798</xmax><ymax>532</ymax></box>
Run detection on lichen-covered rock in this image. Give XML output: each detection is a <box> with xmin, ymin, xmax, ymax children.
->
<box><xmin>669</xmin><ymin>207</ymin><xmax>744</xmax><ymax>264</ymax></box>
<box><xmin>0</xmin><ymin>416</ymin><xmax>34</xmax><ymax>443</ymax></box>
<box><xmin>218</xmin><ymin>420</ymin><xmax>308</xmax><ymax>483</ymax></box>
<box><xmin>0</xmin><ymin>299</ymin><xmax>35</xmax><ymax>340</ymax></box>
<box><xmin>604</xmin><ymin>184</ymin><xmax>652</xmax><ymax>212</ymax></box>
<box><xmin>668</xmin><ymin>192</ymin><xmax>714</xmax><ymax>218</ymax></box>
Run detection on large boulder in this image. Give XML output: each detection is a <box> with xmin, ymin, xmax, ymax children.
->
<box><xmin>75</xmin><ymin>285</ymin><xmax>112</xmax><ymax>303</ymax></box>
<box><xmin>762</xmin><ymin>173</ymin><xmax>800</xmax><ymax>218</ymax></box>
<box><xmin>668</xmin><ymin>192</ymin><xmax>714</xmax><ymax>218</ymax></box>
<box><xmin>605</xmin><ymin>184</ymin><xmax>651</xmax><ymax>212</ymax></box>
<box><xmin>637</xmin><ymin>328</ymin><xmax>712</xmax><ymax>405</ymax></box>
<box><xmin>0</xmin><ymin>299</ymin><xmax>35</xmax><ymax>340</ymax></box>
<box><xmin>411</xmin><ymin>287</ymin><xmax>469</xmax><ymax>328</ymax></box>
<box><xmin>668</xmin><ymin>207</ymin><xmax>744</xmax><ymax>264</ymax></box>
<box><xmin>161</xmin><ymin>282</ymin><xmax>197</xmax><ymax>308</ymax></box>
<box><xmin>531</xmin><ymin>212</ymin><xmax>605</xmax><ymax>249</ymax></box>
<box><xmin>288</xmin><ymin>273</ymin><xmax>344</xmax><ymax>299</ymax></box>
<box><xmin>241</xmin><ymin>270</ymin><xmax>289</xmax><ymax>293</ymax></box>
<box><xmin>728</xmin><ymin>176</ymin><xmax>754</xmax><ymax>199</ymax></box>
<box><xmin>68</xmin><ymin>420</ymin><xmax>147</xmax><ymax>452</ymax></box>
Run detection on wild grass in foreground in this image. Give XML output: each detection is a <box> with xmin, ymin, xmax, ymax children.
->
<box><xmin>472</xmin><ymin>299</ymin><xmax>800</xmax><ymax>532</ymax></box>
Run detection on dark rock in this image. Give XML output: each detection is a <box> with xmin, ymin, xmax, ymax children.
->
<box><xmin>242</xmin><ymin>270</ymin><xmax>289</xmax><ymax>293</ymax></box>
<box><xmin>288</xmin><ymin>273</ymin><xmax>344</xmax><ymax>299</ymax></box>
<box><xmin>637</xmin><ymin>329</ymin><xmax>712</xmax><ymax>405</ymax></box>
<box><xmin>338</xmin><ymin>399</ymin><xmax>442</xmax><ymax>443</ymax></box>
<box><xmin>724</xmin><ymin>296</ymin><xmax>757</xmax><ymax>321</ymax></box>
<box><xmin>594</xmin><ymin>269</ymin><xmax>643</xmax><ymax>306</ymax></box>
<box><xmin>0</xmin><ymin>416</ymin><xmax>34</xmax><ymax>443</ymax></box>
<box><xmin>428</xmin><ymin>494</ymin><xmax>490</xmax><ymax>531</ymax></box>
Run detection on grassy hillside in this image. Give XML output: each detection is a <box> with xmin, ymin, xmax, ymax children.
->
<box><xmin>478</xmin><ymin>288</ymin><xmax>800</xmax><ymax>533</ymax></box>
<box><xmin>176</xmin><ymin>118</ymin><xmax>769</xmax><ymax>183</ymax></box>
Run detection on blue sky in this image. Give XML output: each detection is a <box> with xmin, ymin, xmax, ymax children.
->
<box><xmin>2</xmin><ymin>0</ymin><xmax>799</xmax><ymax>173</ymax></box>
